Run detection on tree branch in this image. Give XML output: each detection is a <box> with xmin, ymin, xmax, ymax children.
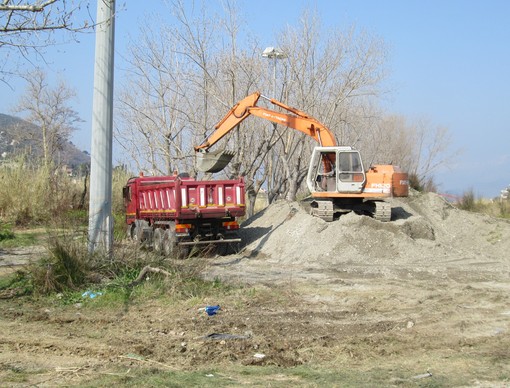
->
<box><xmin>0</xmin><ymin>0</ymin><xmax>58</xmax><ymax>12</ymax></box>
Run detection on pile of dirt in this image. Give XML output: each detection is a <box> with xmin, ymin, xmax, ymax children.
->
<box><xmin>209</xmin><ymin>191</ymin><xmax>510</xmax><ymax>284</ymax></box>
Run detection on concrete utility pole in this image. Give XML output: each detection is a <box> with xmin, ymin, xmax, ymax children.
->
<box><xmin>88</xmin><ymin>0</ymin><xmax>116</xmax><ymax>254</ymax></box>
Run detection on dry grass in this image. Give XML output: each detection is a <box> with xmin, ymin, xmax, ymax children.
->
<box><xmin>0</xmin><ymin>157</ymin><xmax>83</xmax><ymax>225</ymax></box>
<box><xmin>458</xmin><ymin>189</ymin><xmax>510</xmax><ymax>219</ymax></box>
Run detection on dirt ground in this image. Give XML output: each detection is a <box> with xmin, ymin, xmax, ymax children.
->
<box><xmin>1</xmin><ymin>191</ymin><xmax>510</xmax><ymax>386</ymax></box>
<box><xmin>0</xmin><ymin>245</ymin><xmax>46</xmax><ymax>277</ymax></box>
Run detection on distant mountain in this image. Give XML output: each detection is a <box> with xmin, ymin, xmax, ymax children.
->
<box><xmin>0</xmin><ymin>113</ymin><xmax>90</xmax><ymax>168</ymax></box>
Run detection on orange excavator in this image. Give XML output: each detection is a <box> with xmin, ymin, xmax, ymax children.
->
<box><xmin>194</xmin><ymin>92</ymin><xmax>409</xmax><ymax>221</ymax></box>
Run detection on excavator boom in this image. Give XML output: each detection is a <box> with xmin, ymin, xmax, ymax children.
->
<box><xmin>195</xmin><ymin>92</ymin><xmax>336</xmax><ymax>172</ymax></box>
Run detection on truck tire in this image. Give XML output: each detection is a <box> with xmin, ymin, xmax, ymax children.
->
<box><xmin>162</xmin><ymin>227</ymin><xmax>176</xmax><ymax>256</ymax></box>
<box><xmin>127</xmin><ymin>224</ymin><xmax>134</xmax><ymax>240</ymax></box>
<box><xmin>133</xmin><ymin>225</ymin><xmax>143</xmax><ymax>243</ymax></box>
<box><xmin>219</xmin><ymin>242</ymin><xmax>241</xmax><ymax>256</ymax></box>
<box><xmin>153</xmin><ymin>228</ymin><xmax>163</xmax><ymax>252</ymax></box>
<box><xmin>216</xmin><ymin>243</ymin><xmax>228</xmax><ymax>256</ymax></box>
<box><xmin>133</xmin><ymin>220</ymin><xmax>150</xmax><ymax>244</ymax></box>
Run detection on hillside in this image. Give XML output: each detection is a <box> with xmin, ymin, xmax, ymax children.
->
<box><xmin>0</xmin><ymin>113</ymin><xmax>90</xmax><ymax>168</ymax></box>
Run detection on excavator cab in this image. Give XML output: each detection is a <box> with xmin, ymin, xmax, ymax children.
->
<box><xmin>307</xmin><ymin>146</ymin><xmax>366</xmax><ymax>194</ymax></box>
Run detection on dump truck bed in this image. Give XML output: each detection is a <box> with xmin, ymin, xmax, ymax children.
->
<box><xmin>125</xmin><ymin>175</ymin><xmax>245</xmax><ymax>224</ymax></box>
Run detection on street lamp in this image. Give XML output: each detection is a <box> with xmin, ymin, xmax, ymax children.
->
<box><xmin>262</xmin><ymin>47</ymin><xmax>286</xmax><ymax>98</ymax></box>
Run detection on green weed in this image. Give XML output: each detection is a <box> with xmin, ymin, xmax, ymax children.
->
<box><xmin>30</xmin><ymin>239</ymin><xmax>89</xmax><ymax>294</ymax></box>
<box><xmin>70</xmin><ymin>365</ymin><xmax>461</xmax><ymax>387</ymax></box>
<box><xmin>0</xmin><ymin>221</ymin><xmax>15</xmax><ymax>241</ymax></box>
<box><xmin>0</xmin><ymin>270</ymin><xmax>32</xmax><ymax>297</ymax></box>
<box><xmin>0</xmin><ymin>229</ymin><xmax>41</xmax><ymax>248</ymax></box>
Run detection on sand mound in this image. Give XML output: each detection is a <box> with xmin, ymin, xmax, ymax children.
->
<box><xmin>209</xmin><ymin>192</ymin><xmax>510</xmax><ymax>284</ymax></box>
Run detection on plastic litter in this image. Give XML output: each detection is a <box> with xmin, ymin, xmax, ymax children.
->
<box><xmin>81</xmin><ymin>290</ymin><xmax>103</xmax><ymax>299</ymax></box>
<box><xmin>198</xmin><ymin>305</ymin><xmax>221</xmax><ymax>316</ymax></box>
<box><xmin>412</xmin><ymin>372</ymin><xmax>432</xmax><ymax>379</ymax></box>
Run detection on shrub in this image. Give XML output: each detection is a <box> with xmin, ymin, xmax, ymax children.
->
<box><xmin>458</xmin><ymin>189</ymin><xmax>476</xmax><ymax>211</ymax></box>
<box><xmin>31</xmin><ymin>238</ymin><xmax>89</xmax><ymax>294</ymax></box>
<box><xmin>0</xmin><ymin>156</ymin><xmax>85</xmax><ymax>226</ymax></box>
<box><xmin>0</xmin><ymin>222</ymin><xmax>15</xmax><ymax>241</ymax></box>
<box><xmin>112</xmin><ymin>166</ymin><xmax>132</xmax><ymax>215</ymax></box>
<box><xmin>408</xmin><ymin>173</ymin><xmax>438</xmax><ymax>193</ymax></box>
<box><xmin>498</xmin><ymin>201</ymin><xmax>510</xmax><ymax>219</ymax></box>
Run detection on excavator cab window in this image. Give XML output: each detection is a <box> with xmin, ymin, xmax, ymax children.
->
<box><xmin>338</xmin><ymin>152</ymin><xmax>363</xmax><ymax>182</ymax></box>
<box><xmin>314</xmin><ymin>152</ymin><xmax>337</xmax><ymax>191</ymax></box>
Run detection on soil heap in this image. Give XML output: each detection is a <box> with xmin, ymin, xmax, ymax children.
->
<box><xmin>209</xmin><ymin>191</ymin><xmax>510</xmax><ymax>284</ymax></box>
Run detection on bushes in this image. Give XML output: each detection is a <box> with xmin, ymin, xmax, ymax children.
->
<box><xmin>0</xmin><ymin>157</ymin><xmax>132</xmax><ymax>229</ymax></box>
<box><xmin>0</xmin><ymin>157</ymin><xmax>84</xmax><ymax>226</ymax></box>
<box><xmin>20</xmin><ymin>236</ymin><xmax>220</xmax><ymax>299</ymax></box>
<box><xmin>0</xmin><ymin>222</ymin><xmax>14</xmax><ymax>241</ymax></box>
<box><xmin>458</xmin><ymin>188</ymin><xmax>510</xmax><ymax>219</ymax></box>
<box><xmin>31</xmin><ymin>239</ymin><xmax>89</xmax><ymax>294</ymax></box>
<box><xmin>458</xmin><ymin>189</ymin><xmax>476</xmax><ymax>211</ymax></box>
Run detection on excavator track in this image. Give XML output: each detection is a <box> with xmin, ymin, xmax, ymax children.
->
<box><xmin>310</xmin><ymin>200</ymin><xmax>334</xmax><ymax>222</ymax></box>
<box><xmin>373</xmin><ymin>201</ymin><xmax>391</xmax><ymax>222</ymax></box>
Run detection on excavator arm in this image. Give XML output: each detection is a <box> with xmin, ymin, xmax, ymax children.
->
<box><xmin>194</xmin><ymin>92</ymin><xmax>337</xmax><ymax>172</ymax></box>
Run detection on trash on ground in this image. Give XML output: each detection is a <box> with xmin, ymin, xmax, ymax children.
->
<box><xmin>81</xmin><ymin>290</ymin><xmax>103</xmax><ymax>299</ymax></box>
<box><xmin>198</xmin><ymin>305</ymin><xmax>221</xmax><ymax>316</ymax></box>
<box><xmin>412</xmin><ymin>372</ymin><xmax>432</xmax><ymax>379</ymax></box>
<box><xmin>202</xmin><ymin>332</ymin><xmax>251</xmax><ymax>340</ymax></box>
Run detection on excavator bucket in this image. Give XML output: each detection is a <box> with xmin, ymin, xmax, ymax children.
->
<box><xmin>196</xmin><ymin>149</ymin><xmax>235</xmax><ymax>173</ymax></box>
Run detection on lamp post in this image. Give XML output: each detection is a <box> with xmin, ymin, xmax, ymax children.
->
<box><xmin>262</xmin><ymin>47</ymin><xmax>286</xmax><ymax>98</ymax></box>
<box><xmin>262</xmin><ymin>46</ymin><xmax>287</xmax><ymax>199</ymax></box>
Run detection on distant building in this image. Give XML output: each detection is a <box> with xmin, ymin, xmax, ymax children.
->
<box><xmin>501</xmin><ymin>185</ymin><xmax>510</xmax><ymax>201</ymax></box>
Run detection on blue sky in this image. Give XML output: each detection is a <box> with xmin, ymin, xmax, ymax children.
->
<box><xmin>1</xmin><ymin>0</ymin><xmax>509</xmax><ymax>197</ymax></box>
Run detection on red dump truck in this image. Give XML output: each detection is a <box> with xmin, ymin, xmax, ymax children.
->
<box><xmin>123</xmin><ymin>173</ymin><xmax>246</xmax><ymax>257</ymax></box>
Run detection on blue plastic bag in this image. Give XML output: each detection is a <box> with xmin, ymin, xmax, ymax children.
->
<box><xmin>204</xmin><ymin>305</ymin><xmax>220</xmax><ymax>316</ymax></box>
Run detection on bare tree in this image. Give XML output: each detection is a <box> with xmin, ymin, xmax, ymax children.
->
<box><xmin>13</xmin><ymin>68</ymin><xmax>81</xmax><ymax>168</ymax></box>
<box><xmin>406</xmin><ymin>118</ymin><xmax>457</xmax><ymax>190</ymax></box>
<box><xmin>369</xmin><ymin>114</ymin><xmax>458</xmax><ymax>190</ymax></box>
<box><xmin>265</xmin><ymin>11</ymin><xmax>388</xmax><ymax>200</ymax></box>
<box><xmin>116</xmin><ymin>24</ymin><xmax>191</xmax><ymax>176</ymax></box>
<box><xmin>115</xmin><ymin>3</ymin><xmax>391</xmax><ymax>213</ymax></box>
<box><xmin>0</xmin><ymin>0</ymin><xmax>94</xmax><ymax>81</ymax></box>
<box><xmin>116</xmin><ymin>0</ymin><xmax>226</xmax><ymax>176</ymax></box>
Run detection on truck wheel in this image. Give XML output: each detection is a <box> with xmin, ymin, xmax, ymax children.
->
<box><xmin>127</xmin><ymin>224</ymin><xmax>134</xmax><ymax>240</ymax></box>
<box><xmin>162</xmin><ymin>228</ymin><xmax>176</xmax><ymax>256</ymax></box>
<box><xmin>229</xmin><ymin>242</ymin><xmax>241</xmax><ymax>254</ymax></box>
<box><xmin>133</xmin><ymin>225</ymin><xmax>143</xmax><ymax>243</ymax></box>
<box><xmin>178</xmin><ymin>245</ymin><xmax>190</xmax><ymax>260</ymax></box>
<box><xmin>153</xmin><ymin>228</ymin><xmax>163</xmax><ymax>252</ymax></box>
<box><xmin>216</xmin><ymin>243</ymin><xmax>228</xmax><ymax>256</ymax></box>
